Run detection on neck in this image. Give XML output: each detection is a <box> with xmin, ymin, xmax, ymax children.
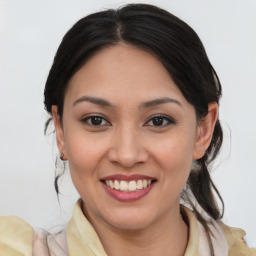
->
<box><xmin>85</xmin><ymin>205</ymin><xmax>188</xmax><ymax>256</ymax></box>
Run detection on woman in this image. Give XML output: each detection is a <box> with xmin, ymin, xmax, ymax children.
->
<box><xmin>0</xmin><ymin>3</ymin><xmax>255</xmax><ymax>256</ymax></box>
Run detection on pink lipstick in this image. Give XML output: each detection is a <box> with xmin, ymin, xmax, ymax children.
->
<box><xmin>100</xmin><ymin>174</ymin><xmax>157</xmax><ymax>202</ymax></box>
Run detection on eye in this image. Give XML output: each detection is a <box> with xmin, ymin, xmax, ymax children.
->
<box><xmin>145</xmin><ymin>115</ymin><xmax>175</xmax><ymax>127</ymax></box>
<box><xmin>81</xmin><ymin>115</ymin><xmax>110</xmax><ymax>127</ymax></box>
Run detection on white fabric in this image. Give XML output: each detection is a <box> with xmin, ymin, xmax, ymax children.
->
<box><xmin>33</xmin><ymin>219</ymin><xmax>228</xmax><ymax>256</ymax></box>
<box><xmin>33</xmin><ymin>229</ymin><xmax>68</xmax><ymax>256</ymax></box>
<box><xmin>197</xmin><ymin>220</ymin><xmax>228</xmax><ymax>256</ymax></box>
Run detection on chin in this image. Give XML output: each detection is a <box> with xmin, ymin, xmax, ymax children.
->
<box><xmin>104</xmin><ymin>208</ymin><xmax>154</xmax><ymax>231</ymax></box>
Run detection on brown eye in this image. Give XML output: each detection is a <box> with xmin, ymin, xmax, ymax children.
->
<box><xmin>91</xmin><ymin>116</ymin><xmax>103</xmax><ymax>125</ymax></box>
<box><xmin>152</xmin><ymin>116</ymin><xmax>164</xmax><ymax>126</ymax></box>
<box><xmin>145</xmin><ymin>115</ymin><xmax>174</xmax><ymax>127</ymax></box>
<box><xmin>82</xmin><ymin>115</ymin><xmax>110</xmax><ymax>127</ymax></box>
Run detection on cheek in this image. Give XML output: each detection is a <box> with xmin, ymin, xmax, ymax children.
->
<box><xmin>152</xmin><ymin>134</ymin><xmax>195</xmax><ymax>189</ymax></box>
<box><xmin>64</xmin><ymin>133</ymin><xmax>109</xmax><ymax>203</ymax></box>
<box><xmin>154</xmin><ymin>134</ymin><xmax>194</xmax><ymax>166</ymax></box>
<box><xmin>64</xmin><ymin>132</ymin><xmax>106</xmax><ymax>179</ymax></box>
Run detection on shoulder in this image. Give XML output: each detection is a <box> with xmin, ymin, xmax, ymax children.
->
<box><xmin>33</xmin><ymin>229</ymin><xmax>68</xmax><ymax>256</ymax></box>
<box><xmin>0</xmin><ymin>216</ymin><xmax>68</xmax><ymax>256</ymax></box>
<box><xmin>181</xmin><ymin>205</ymin><xmax>256</xmax><ymax>256</ymax></box>
<box><xmin>219</xmin><ymin>222</ymin><xmax>256</xmax><ymax>256</ymax></box>
<box><xmin>0</xmin><ymin>215</ymin><xmax>34</xmax><ymax>255</ymax></box>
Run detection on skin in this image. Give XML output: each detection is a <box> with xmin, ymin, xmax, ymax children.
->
<box><xmin>52</xmin><ymin>44</ymin><xmax>218</xmax><ymax>256</ymax></box>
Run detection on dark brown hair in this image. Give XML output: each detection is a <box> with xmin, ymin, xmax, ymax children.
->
<box><xmin>44</xmin><ymin>4</ymin><xmax>224</xmax><ymax>255</ymax></box>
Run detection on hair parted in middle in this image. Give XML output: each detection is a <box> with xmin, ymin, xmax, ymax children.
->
<box><xmin>44</xmin><ymin>4</ymin><xmax>223</xmax><ymax>255</ymax></box>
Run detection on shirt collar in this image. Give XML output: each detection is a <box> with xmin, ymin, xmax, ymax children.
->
<box><xmin>181</xmin><ymin>205</ymin><xmax>199</xmax><ymax>255</ymax></box>
<box><xmin>67</xmin><ymin>199</ymin><xmax>199</xmax><ymax>256</ymax></box>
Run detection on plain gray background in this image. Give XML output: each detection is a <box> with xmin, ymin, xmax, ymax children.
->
<box><xmin>0</xmin><ymin>0</ymin><xmax>255</xmax><ymax>246</ymax></box>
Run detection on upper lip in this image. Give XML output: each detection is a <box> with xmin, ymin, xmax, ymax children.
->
<box><xmin>100</xmin><ymin>174</ymin><xmax>157</xmax><ymax>181</ymax></box>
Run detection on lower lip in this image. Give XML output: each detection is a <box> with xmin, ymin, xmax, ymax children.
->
<box><xmin>102</xmin><ymin>182</ymin><xmax>154</xmax><ymax>202</ymax></box>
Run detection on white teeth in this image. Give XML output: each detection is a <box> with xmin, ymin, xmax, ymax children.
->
<box><xmin>128</xmin><ymin>181</ymin><xmax>137</xmax><ymax>191</ymax></box>
<box><xmin>114</xmin><ymin>180</ymin><xmax>120</xmax><ymax>190</ymax></box>
<box><xmin>120</xmin><ymin>180</ymin><xmax>128</xmax><ymax>191</ymax></box>
<box><xmin>136</xmin><ymin>180</ymin><xmax>143</xmax><ymax>189</ymax></box>
<box><xmin>142</xmin><ymin>179</ymin><xmax>148</xmax><ymax>188</ymax></box>
<box><xmin>104</xmin><ymin>179</ymin><xmax>153</xmax><ymax>191</ymax></box>
<box><xmin>109</xmin><ymin>180</ymin><xmax>114</xmax><ymax>189</ymax></box>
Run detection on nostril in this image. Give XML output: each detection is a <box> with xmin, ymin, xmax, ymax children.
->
<box><xmin>107</xmin><ymin>147</ymin><xmax>149</xmax><ymax>168</ymax></box>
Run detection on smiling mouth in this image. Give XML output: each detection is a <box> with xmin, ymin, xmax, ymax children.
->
<box><xmin>100</xmin><ymin>175</ymin><xmax>157</xmax><ymax>202</ymax></box>
<box><xmin>101</xmin><ymin>179</ymin><xmax>157</xmax><ymax>192</ymax></box>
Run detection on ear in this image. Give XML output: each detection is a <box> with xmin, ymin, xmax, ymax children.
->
<box><xmin>52</xmin><ymin>105</ymin><xmax>67</xmax><ymax>160</ymax></box>
<box><xmin>193</xmin><ymin>102</ymin><xmax>218</xmax><ymax>160</ymax></box>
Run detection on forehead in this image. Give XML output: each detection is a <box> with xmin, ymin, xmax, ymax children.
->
<box><xmin>66</xmin><ymin>44</ymin><xmax>186</xmax><ymax>105</ymax></box>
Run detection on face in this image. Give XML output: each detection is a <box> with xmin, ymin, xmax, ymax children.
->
<box><xmin>53</xmin><ymin>44</ymin><xmax>215</xmax><ymax>231</ymax></box>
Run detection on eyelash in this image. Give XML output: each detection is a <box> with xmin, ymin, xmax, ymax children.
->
<box><xmin>144</xmin><ymin>115</ymin><xmax>175</xmax><ymax>127</ymax></box>
<box><xmin>81</xmin><ymin>114</ymin><xmax>175</xmax><ymax>128</ymax></box>
<box><xmin>81</xmin><ymin>115</ymin><xmax>110</xmax><ymax>127</ymax></box>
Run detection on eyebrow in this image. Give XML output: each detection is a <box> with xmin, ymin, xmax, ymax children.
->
<box><xmin>73</xmin><ymin>96</ymin><xmax>182</xmax><ymax>108</ymax></box>
<box><xmin>73</xmin><ymin>96</ymin><xmax>114</xmax><ymax>107</ymax></box>
<box><xmin>140</xmin><ymin>97</ymin><xmax>182</xmax><ymax>108</ymax></box>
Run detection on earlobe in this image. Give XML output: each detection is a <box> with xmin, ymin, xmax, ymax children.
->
<box><xmin>52</xmin><ymin>106</ymin><xmax>66</xmax><ymax>159</ymax></box>
<box><xmin>193</xmin><ymin>102</ymin><xmax>218</xmax><ymax>160</ymax></box>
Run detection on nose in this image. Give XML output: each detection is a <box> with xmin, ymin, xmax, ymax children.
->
<box><xmin>107</xmin><ymin>126</ymin><xmax>149</xmax><ymax>168</ymax></box>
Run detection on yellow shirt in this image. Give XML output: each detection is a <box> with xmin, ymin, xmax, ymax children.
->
<box><xmin>0</xmin><ymin>199</ymin><xmax>255</xmax><ymax>256</ymax></box>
